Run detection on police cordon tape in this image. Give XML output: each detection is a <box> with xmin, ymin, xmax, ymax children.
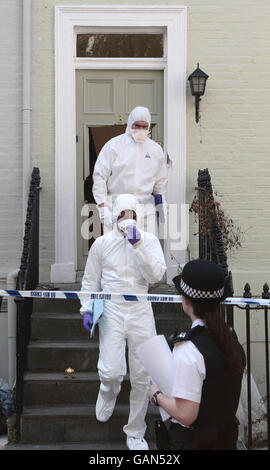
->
<box><xmin>0</xmin><ymin>289</ymin><xmax>270</xmax><ymax>306</ymax></box>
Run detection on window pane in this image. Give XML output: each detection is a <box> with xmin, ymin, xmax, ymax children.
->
<box><xmin>77</xmin><ymin>34</ymin><xmax>163</xmax><ymax>58</ymax></box>
<box><xmin>192</xmin><ymin>77</ymin><xmax>200</xmax><ymax>93</ymax></box>
<box><xmin>199</xmin><ymin>78</ymin><xmax>205</xmax><ymax>93</ymax></box>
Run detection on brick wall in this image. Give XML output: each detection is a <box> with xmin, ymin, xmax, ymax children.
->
<box><xmin>185</xmin><ymin>0</ymin><xmax>270</xmax><ymax>295</ymax></box>
<box><xmin>1</xmin><ymin>0</ymin><xmax>269</xmax><ymax>296</ymax></box>
<box><xmin>0</xmin><ymin>0</ymin><xmax>23</xmax><ymax>289</ymax></box>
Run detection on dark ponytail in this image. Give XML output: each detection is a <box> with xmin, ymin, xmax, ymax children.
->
<box><xmin>190</xmin><ymin>300</ymin><xmax>244</xmax><ymax>376</ymax></box>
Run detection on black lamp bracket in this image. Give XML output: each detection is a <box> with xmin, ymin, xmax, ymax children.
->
<box><xmin>195</xmin><ymin>95</ymin><xmax>201</xmax><ymax>123</ymax></box>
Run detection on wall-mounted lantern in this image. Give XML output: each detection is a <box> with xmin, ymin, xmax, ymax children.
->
<box><xmin>188</xmin><ymin>64</ymin><xmax>209</xmax><ymax>123</ymax></box>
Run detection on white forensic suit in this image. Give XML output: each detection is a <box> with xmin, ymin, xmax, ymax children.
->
<box><xmin>92</xmin><ymin>106</ymin><xmax>168</xmax><ymax>235</ymax></box>
<box><xmin>80</xmin><ymin>194</ymin><xmax>167</xmax><ymax>441</ymax></box>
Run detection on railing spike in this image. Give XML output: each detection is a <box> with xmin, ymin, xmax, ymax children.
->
<box><xmin>262</xmin><ymin>283</ymin><xmax>270</xmax><ymax>299</ymax></box>
<box><xmin>243</xmin><ymin>283</ymin><xmax>252</xmax><ymax>298</ymax></box>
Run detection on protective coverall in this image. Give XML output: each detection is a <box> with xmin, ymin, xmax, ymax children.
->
<box><xmin>92</xmin><ymin>106</ymin><xmax>168</xmax><ymax>233</ymax></box>
<box><xmin>80</xmin><ymin>194</ymin><xmax>167</xmax><ymax>442</ymax></box>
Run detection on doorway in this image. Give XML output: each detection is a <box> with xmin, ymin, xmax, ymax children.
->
<box><xmin>52</xmin><ymin>6</ymin><xmax>187</xmax><ymax>285</ymax></box>
<box><xmin>76</xmin><ymin>69</ymin><xmax>164</xmax><ymax>272</ymax></box>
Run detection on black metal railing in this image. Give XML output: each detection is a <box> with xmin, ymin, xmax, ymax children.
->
<box><xmin>196</xmin><ymin>168</ymin><xmax>269</xmax><ymax>449</ymax></box>
<box><xmin>197</xmin><ymin>168</ymin><xmax>233</xmax><ymax>299</ymax></box>
<box><xmin>231</xmin><ymin>283</ymin><xmax>270</xmax><ymax>450</ymax></box>
<box><xmin>15</xmin><ymin>167</ymin><xmax>41</xmax><ymax>438</ymax></box>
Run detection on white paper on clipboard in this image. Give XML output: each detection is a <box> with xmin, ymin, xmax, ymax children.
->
<box><xmin>137</xmin><ymin>334</ymin><xmax>174</xmax><ymax>420</ymax></box>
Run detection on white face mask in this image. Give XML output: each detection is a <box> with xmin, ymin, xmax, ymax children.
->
<box><xmin>117</xmin><ymin>218</ymin><xmax>136</xmax><ymax>234</ymax></box>
<box><xmin>130</xmin><ymin>128</ymin><xmax>149</xmax><ymax>142</ymax></box>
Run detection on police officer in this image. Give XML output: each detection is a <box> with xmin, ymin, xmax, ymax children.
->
<box><xmin>148</xmin><ymin>259</ymin><xmax>246</xmax><ymax>450</ymax></box>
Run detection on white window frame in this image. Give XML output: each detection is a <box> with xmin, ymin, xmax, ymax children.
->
<box><xmin>51</xmin><ymin>5</ymin><xmax>187</xmax><ymax>284</ymax></box>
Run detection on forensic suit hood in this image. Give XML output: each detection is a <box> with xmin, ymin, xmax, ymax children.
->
<box><xmin>126</xmin><ymin>106</ymin><xmax>151</xmax><ymax>133</ymax></box>
<box><xmin>112</xmin><ymin>193</ymin><xmax>144</xmax><ymax>228</ymax></box>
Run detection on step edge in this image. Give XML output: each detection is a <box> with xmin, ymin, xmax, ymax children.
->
<box><xmin>21</xmin><ymin>403</ymin><xmax>158</xmax><ymax>417</ymax></box>
<box><xmin>27</xmin><ymin>340</ymin><xmax>98</xmax><ymax>348</ymax></box>
<box><xmin>23</xmin><ymin>372</ymin><xmax>130</xmax><ymax>382</ymax></box>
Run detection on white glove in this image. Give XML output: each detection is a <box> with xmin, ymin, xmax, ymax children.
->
<box><xmin>117</xmin><ymin>218</ymin><xmax>137</xmax><ymax>236</ymax></box>
<box><xmin>98</xmin><ymin>206</ymin><xmax>111</xmax><ymax>225</ymax></box>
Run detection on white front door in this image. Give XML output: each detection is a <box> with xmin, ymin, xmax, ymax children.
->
<box><xmin>76</xmin><ymin>69</ymin><xmax>164</xmax><ymax>274</ymax></box>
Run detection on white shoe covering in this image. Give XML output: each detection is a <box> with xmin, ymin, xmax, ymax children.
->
<box><xmin>126</xmin><ymin>436</ymin><xmax>149</xmax><ymax>451</ymax></box>
<box><xmin>95</xmin><ymin>383</ymin><xmax>118</xmax><ymax>423</ymax></box>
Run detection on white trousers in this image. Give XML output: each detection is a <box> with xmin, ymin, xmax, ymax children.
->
<box><xmin>97</xmin><ymin>301</ymin><xmax>157</xmax><ymax>438</ymax></box>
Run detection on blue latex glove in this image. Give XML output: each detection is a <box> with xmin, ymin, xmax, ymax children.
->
<box><xmin>126</xmin><ymin>225</ymin><xmax>141</xmax><ymax>246</ymax></box>
<box><xmin>154</xmin><ymin>194</ymin><xmax>163</xmax><ymax>206</ymax></box>
<box><xmin>154</xmin><ymin>194</ymin><xmax>165</xmax><ymax>224</ymax></box>
<box><xmin>83</xmin><ymin>311</ymin><xmax>93</xmax><ymax>331</ymax></box>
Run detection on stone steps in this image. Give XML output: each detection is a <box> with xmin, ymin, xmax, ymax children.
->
<box><xmin>18</xmin><ymin>283</ymin><xmax>190</xmax><ymax>446</ymax></box>
<box><xmin>19</xmin><ymin>404</ymin><xmax>159</xmax><ymax>445</ymax></box>
<box><xmin>30</xmin><ymin>311</ymin><xmax>188</xmax><ymax>341</ymax></box>
<box><xmin>23</xmin><ymin>372</ymin><xmax>130</xmax><ymax>405</ymax></box>
<box><xmin>6</xmin><ymin>441</ymin><xmax>131</xmax><ymax>450</ymax></box>
<box><xmin>30</xmin><ymin>313</ymin><xmax>90</xmax><ymax>341</ymax></box>
<box><xmin>26</xmin><ymin>340</ymin><xmax>99</xmax><ymax>372</ymax></box>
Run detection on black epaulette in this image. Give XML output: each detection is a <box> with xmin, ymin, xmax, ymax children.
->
<box><xmin>172</xmin><ymin>325</ymin><xmax>206</xmax><ymax>346</ymax></box>
<box><xmin>167</xmin><ymin>328</ymin><xmax>180</xmax><ymax>350</ymax></box>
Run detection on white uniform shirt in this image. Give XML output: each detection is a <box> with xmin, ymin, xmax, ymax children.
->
<box><xmin>170</xmin><ymin>319</ymin><xmax>206</xmax><ymax>424</ymax></box>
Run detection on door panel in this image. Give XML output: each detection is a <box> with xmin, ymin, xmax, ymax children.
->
<box><xmin>84</xmin><ymin>78</ymin><xmax>115</xmax><ymax>114</ymax></box>
<box><xmin>76</xmin><ymin>69</ymin><xmax>164</xmax><ymax>272</ymax></box>
<box><xmin>126</xmin><ymin>79</ymin><xmax>157</xmax><ymax>114</ymax></box>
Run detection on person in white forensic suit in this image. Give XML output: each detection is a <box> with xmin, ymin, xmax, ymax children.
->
<box><xmin>92</xmin><ymin>106</ymin><xmax>168</xmax><ymax>234</ymax></box>
<box><xmin>79</xmin><ymin>193</ymin><xmax>167</xmax><ymax>451</ymax></box>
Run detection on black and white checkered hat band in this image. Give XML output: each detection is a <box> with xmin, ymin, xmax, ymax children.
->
<box><xmin>180</xmin><ymin>279</ymin><xmax>224</xmax><ymax>299</ymax></box>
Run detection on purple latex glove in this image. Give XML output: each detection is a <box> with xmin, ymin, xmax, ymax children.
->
<box><xmin>83</xmin><ymin>311</ymin><xmax>93</xmax><ymax>331</ymax></box>
<box><xmin>126</xmin><ymin>225</ymin><xmax>141</xmax><ymax>246</ymax></box>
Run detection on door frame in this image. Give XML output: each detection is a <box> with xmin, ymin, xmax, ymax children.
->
<box><xmin>51</xmin><ymin>5</ymin><xmax>187</xmax><ymax>284</ymax></box>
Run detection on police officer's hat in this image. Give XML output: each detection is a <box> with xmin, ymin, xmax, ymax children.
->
<box><xmin>173</xmin><ymin>259</ymin><xmax>226</xmax><ymax>301</ymax></box>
